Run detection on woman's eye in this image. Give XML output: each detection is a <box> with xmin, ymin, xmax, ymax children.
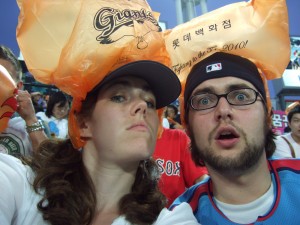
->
<box><xmin>146</xmin><ymin>100</ymin><xmax>156</xmax><ymax>109</ymax></box>
<box><xmin>111</xmin><ymin>95</ymin><xmax>126</xmax><ymax>102</ymax></box>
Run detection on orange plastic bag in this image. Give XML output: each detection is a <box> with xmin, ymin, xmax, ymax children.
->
<box><xmin>0</xmin><ymin>65</ymin><xmax>17</xmax><ymax>132</ymax></box>
<box><xmin>164</xmin><ymin>0</ymin><xmax>290</xmax><ymax>118</ymax></box>
<box><xmin>16</xmin><ymin>0</ymin><xmax>170</xmax><ymax>99</ymax></box>
<box><xmin>16</xmin><ymin>0</ymin><xmax>170</xmax><ymax>148</ymax></box>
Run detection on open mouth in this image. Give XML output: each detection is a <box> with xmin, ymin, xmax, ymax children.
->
<box><xmin>215</xmin><ymin>127</ymin><xmax>240</xmax><ymax>148</ymax></box>
<box><xmin>217</xmin><ymin>131</ymin><xmax>238</xmax><ymax>140</ymax></box>
<box><xmin>216</xmin><ymin>128</ymin><xmax>240</xmax><ymax>140</ymax></box>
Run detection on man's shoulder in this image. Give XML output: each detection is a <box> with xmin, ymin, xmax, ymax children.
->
<box><xmin>269</xmin><ymin>158</ymin><xmax>300</xmax><ymax>171</ymax></box>
<box><xmin>8</xmin><ymin>116</ymin><xmax>26</xmax><ymax>128</ymax></box>
<box><xmin>282</xmin><ymin>133</ymin><xmax>294</xmax><ymax>141</ymax></box>
<box><xmin>0</xmin><ymin>118</ymin><xmax>32</xmax><ymax>156</ymax></box>
<box><xmin>0</xmin><ymin>153</ymin><xmax>30</xmax><ymax>178</ymax></box>
<box><xmin>170</xmin><ymin>179</ymin><xmax>210</xmax><ymax>208</ymax></box>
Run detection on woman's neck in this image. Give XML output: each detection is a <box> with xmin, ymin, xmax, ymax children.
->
<box><xmin>82</xmin><ymin>147</ymin><xmax>137</xmax><ymax>220</ymax></box>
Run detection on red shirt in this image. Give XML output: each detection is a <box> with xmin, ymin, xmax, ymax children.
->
<box><xmin>153</xmin><ymin>128</ymin><xmax>208</xmax><ymax>207</ymax></box>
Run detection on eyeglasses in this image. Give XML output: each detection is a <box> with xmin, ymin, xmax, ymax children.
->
<box><xmin>189</xmin><ymin>88</ymin><xmax>263</xmax><ymax>111</ymax></box>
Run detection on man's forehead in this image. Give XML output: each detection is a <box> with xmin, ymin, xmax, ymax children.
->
<box><xmin>292</xmin><ymin>113</ymin><xmax>300</xmax><ymax>119</ymax></box>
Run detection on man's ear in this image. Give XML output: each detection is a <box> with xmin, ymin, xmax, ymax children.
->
<box><xmin>185</xmin><ymin>123</ymin><xmax>191</xmax><ymax>137</ymax></box>
<box><xmin>17</xmin><ymin>81</ymin><xmax>23</xmax><ymax>90</ymax></box>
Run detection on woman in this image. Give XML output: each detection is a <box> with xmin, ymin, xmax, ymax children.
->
<box><xmin>36</xmin><ymin>91</ymin><xmax>70</xmax><ymax>139</ymax></box>
<box><xmin>0</xmin><ymin>60</ymin><xmax>199</xmax><ymax>225</ymax></box>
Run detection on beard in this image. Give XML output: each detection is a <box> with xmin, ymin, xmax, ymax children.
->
<box><xmin>190</xmin><ymin>122</ymin><xmax>267</xmax><ymax>175</ymax></box>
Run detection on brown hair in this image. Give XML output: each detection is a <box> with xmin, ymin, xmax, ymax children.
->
<box><xmin>0</xmin><ymin>45</ymin><xmax>22</xmax><ymax>82</ymax></box>
<box><xmin>25</xmin><ymin>85</ymin><xmax>166</xmax><ymax>225</ymax></box>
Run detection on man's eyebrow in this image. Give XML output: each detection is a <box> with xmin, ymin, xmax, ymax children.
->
<box><xmin>226</xmin><ymin>83</ymin><xmax>253</xmax><ymax>91</ymax></box>
<box><xmin>192</xmin><ymin>87</ymin><xmax>215</xmax><ymax>95</ymax></box>
<box><xmin>192</xmin><ymin>83</ymin><xmax>253</xmax><ymax>95</ymax></box>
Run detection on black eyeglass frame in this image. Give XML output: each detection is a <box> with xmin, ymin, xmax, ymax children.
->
<box><xmin>189</xmin><ymin>88</ymin><xmax>265</xmax><ymax>111</ymax></box>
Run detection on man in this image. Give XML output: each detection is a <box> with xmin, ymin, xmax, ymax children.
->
<box><xmin>273</xmin><ymin>103</ymin><xmax>300</xmax><ymax>158</ymax></box>
<box><xmin>0</xmin><ymin>46</ymin><xmax>23</xmax><ymax>90</ymax></box>
<box><xmin>153</xmin><ymin>127</ymin><xmax>208</xmax><ymax>207</ymax></box>
<box><xmin>0</xmin><ymin>45</ymin><xmax>47</xmax><ymax>157</ymax></box>
<box><xmin>170</xmin><ymin>52</ymin><xmax>300</xmax><ymax>224</ymax></box>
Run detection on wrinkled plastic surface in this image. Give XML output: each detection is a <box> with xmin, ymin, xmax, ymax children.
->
<box><xmin>17</xmin><ymin>0</ymin><xmax>170</xmax><ymax>148</ymax></box>
<box><xmin>164</xmin><ymin>0</ymin><xmax>290</xmax><ymax>122</ymax></box>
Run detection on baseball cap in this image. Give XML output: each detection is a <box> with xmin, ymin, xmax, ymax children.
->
<box><xmin>184</xmin><ymin>52</ymin><xmax>266</xmax><ymax>109</ymax></box>
<box><xmin>69</xmin><ymin>60</ymin><xmax>181</xmax><ymax>149</ymax></box>
<box><xmin>88</xmin><ymin>60</ymin><xmax>181</xmax><ymax>109</ymax></box>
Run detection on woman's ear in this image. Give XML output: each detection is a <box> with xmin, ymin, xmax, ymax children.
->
<box><xmin>76</xmin><ymin>114</ymin><xmax>92</xmax><ymax>138</ymax></box>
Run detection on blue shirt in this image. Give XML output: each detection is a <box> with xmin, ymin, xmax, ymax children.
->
<box><xmin>170</xmin><ymin>159</ymin><xmax>300</xmax><ymax>225</ymax></box>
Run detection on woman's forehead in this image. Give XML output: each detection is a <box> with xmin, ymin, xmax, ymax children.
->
<box><xmin>102</xmin><ymin>76</ymin><xmax>152</xmax><ymax>92</ymax></box>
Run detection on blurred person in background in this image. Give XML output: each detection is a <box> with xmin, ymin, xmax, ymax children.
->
<box><xmin>36</xmin><ymin>91</ymin><xmax>70</xmax><ymax>139</ymax></box>
<box><xmin>164</xmin><ymin>104</ymin><xmax>183</xmax><ymax>130</ymax></box>
<box><xmin>154</xmin><ymin>127</ymin><xmax>208</xmax><ymax>207</ymax></box>
<box><xmin>273</xmin><ymin>103</ymin><xmax>300</xmax><ymax>158</ymax></box>
<box><xmin>31</xmin><ymin>91</ymin><xmax>47</xmax><ymax>112</ymax></box>
<box><xmin>0</xmin><ymin>45</ymin><xmax>47</xmax><ymax>156</ymax></box>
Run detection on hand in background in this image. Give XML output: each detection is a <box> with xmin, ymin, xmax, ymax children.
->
<box><xmin>16</xmin><ymin>90</ymin><xmax>38</xmax><ymax>125</ymax></box>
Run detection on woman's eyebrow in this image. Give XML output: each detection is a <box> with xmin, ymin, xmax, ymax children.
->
<box><xmin>106</xmin><ymin>80</ymin><xmax>152</xmax><ymax>93</ymax></box>
<box><xmin>106</xmin><ymin>80</ymin><xmax>130</xmax><ymax>89</ymax></box>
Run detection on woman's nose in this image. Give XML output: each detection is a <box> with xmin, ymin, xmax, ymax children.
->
<box><xmin>131</xmin><ymin>99</ymin><xmax>147</xmax><ymax>116</ymax></box>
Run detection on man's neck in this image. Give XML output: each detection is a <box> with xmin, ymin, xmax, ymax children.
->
<box><xmin>210</xmin><ymin>155</ymin><xmax>271</xmax><ymax>205</ymax></box>
<box><xmin>291</xmin><ymin>133</ymin><xmax>300</xmax><ymax>145</ymax></box>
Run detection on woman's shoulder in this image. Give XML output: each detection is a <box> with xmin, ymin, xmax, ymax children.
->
<box><xmin>154</xmin><ymin>203</ymin><xmax>199</xmax><ymax>225</ymax></box>
<box><xmin>110</xmin><ymin>203</ymin><xmax>199</xmax><ymax>225</ymax></box>
<box><xmin>36</xmin><ymin>111</ymin><xmax>50</xmax><ymax>122</ymax></box>
<box><xmin>111</xmin><ymin>216</ymin><xmax>130</xmax><ymax>225</ymax></box>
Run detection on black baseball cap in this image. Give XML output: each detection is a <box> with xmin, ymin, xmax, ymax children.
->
<box><xmin>184</xmin><ymin>52</ymin><xmax>266</xmax><ymax>110</ymax></box>
<box><xmin>88</xmin><ymin>60</ymin><xmax>181</xmax><ymax>109</ymax></box>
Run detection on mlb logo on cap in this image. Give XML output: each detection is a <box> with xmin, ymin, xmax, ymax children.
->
<box><xmin>206</xmin><ymin>63</ymin><xmax>222</xmax><ymax>73</ymax></box>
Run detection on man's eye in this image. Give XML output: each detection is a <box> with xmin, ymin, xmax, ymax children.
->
<box><xmin>200</xmin><ymin>97</ymin><xmax>210</xmax><ymax>105</ymax></box>
<box><xmin>235</xmin><ymin>93</ymin><xmax>246</xmax><ymax>101</ymax></box>
<box><xmin>111</xmin><ymin>95</ymin><xmax>125</xmax><ymax>102</ymax></box>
